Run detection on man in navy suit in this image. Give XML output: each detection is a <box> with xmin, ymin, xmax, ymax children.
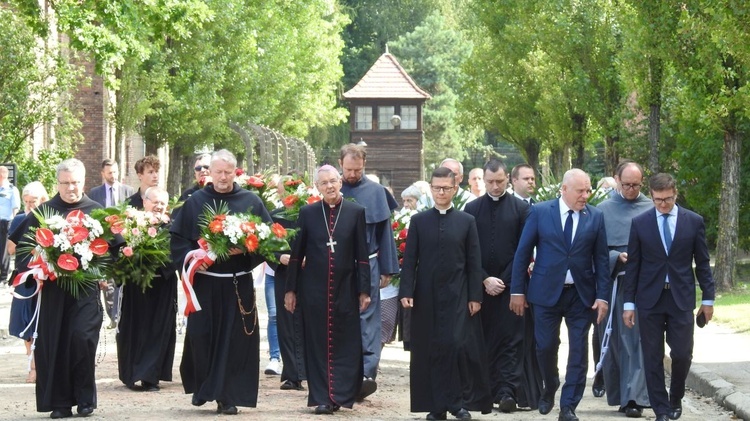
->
<box><xmin>622</xmin><ymin>173</ymin><xmax>715</xmax><ymax>421</ymax></box>
<box><xmin>511</xmin><ymin>168</ymin><xmax>610</xmax><ymax>421</ymax></box>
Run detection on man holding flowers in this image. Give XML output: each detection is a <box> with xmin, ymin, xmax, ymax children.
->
<box><xmin>9</xmin><ymin>158</ymin><xmax>122</xmax><ymax>419</ymax></box>
<box><xmin>170</xmin><ymin>149</ymin><xmax>274</xmax><ymax>415</ymax></box>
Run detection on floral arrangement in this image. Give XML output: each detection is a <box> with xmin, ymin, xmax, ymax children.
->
<box><xmin>14</xmin><ymin>208</ymin><xmax>111</xmax><ymax>298</ymax></box>
<box><xmin>389</xmin><ymin>208</ymin><xmax>417</xmax><ymax>287</ymax></box>
<box><xmin>235</xmin><ymin>169</ymin><xmax>279</xmax><ymax>211</ymax></box>
<box><xmin>94</xmin><ymin>206</ymin><xmax>172</xmax><ymax>292</ymax></box>
<box><xmin>277</xmin><ymin>176</ymin><xmax>322</xmax><ymax>221</ymax></box>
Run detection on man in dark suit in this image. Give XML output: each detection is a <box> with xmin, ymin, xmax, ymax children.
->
<box><xmin>622</xmin><ymin>173</ymin><xmax>715</xmax><ymax>421</ymax></box>
<box><xmin>88</xmin><ymin>159</ymin><xmax>136</xmax><ymax>207</ymax></box>
<box><xmin>88</xmin><ymin>159</ymin><xmax>135</xmax><ymax>328</ymax></box>
<box><xmin>511</xmin><ymin>168</ymin><xmax>610</xmax><ymax>421</ymax></box>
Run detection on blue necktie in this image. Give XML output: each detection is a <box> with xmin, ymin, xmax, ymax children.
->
<box><xmin>564</xmin><ymin>210</ymin><xmax>574</xmax><ymax>247</ymax></box>
<box><xmin>662</xmin><ymin>213</ymin><xmax>672</xmax><ymax>252</ymax></box>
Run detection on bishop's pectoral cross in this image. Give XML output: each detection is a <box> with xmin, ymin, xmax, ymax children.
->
<box><xmin>326</xmin><ymin>236</ymin><xmax>337</xmax><ymax>253</ymax></box>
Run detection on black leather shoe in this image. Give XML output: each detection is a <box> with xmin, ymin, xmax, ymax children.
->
<box><xmin>558</xmin><ymin>406</ymin><xmax>579</xmax><ymax>421</ymax></box>
<box><xmin>451</xmin><ymin>408</ymin><xmax>471</xmax><ymax>420</ymax></box>
<box><xmin>656</xmin><ymin>415</ymin><xmax>670</xmax><ymax>421</ymax></box>
<box><xmin>539</xmin><ymin>379</ymin><xmax>560</xmax><ymax>415</ymax></box>
<box><xmin>191</xmin><ymin>395</ymin><xmax>206</xmax><ymax>406</ymax></box>
<box><xmin>314</xmin><ymin>405</ymin><xmax>334</xmax><ymax>415</ymax></box>
<box><xmin>280</xmin><ymin>380</ymin><xmax>305</xmax><ymax>391</ymax></box>
<box><xmin>50</xmin><ymin>408</ymin><xmax>72</xmax><ymax>419</ymax></box>
<box><xmin>538</xmin><ymin>397</ymin><xmax>554</xmax><ymax>415</ymax></box>
<box><xmin>142</xmin><ymin>381</ymin><xmax>160</xmax><ymax>392</ymax></box>
<box><xmin>77</xmin><ymin>405</ymin><xmax>94</xmax><ymax>417</ymax></box>
<box><xmin>668</xmin><ymin>406</ymin><xmax>682</xmax><ymax>420</ymax></box>
<box><xmin>592</xmin><ymin>372</ymin><xmax>605</xmax><ymax>397</ymax></box>
<box><xmin>625</xmin><ymin>406</ymin><xmax>643</xmax><ymax>418</ymax></box>
<box><xmin>426</xmin><ymin>412</ymin><xmax>447</xmax><ymax>420</ymax></box>
<box><xmin>356</xmin><ymin>377</ymin><xmax>377</xmax><ymax>402</ymax></box>
<box><xmin>498</xmin><ymin>396</ymin><xmax>517</xmax><ymax>413</ymax></box>
<box><xmin>216</xmin><ymin>401</ymin><xmax>238</xmax><ymax>415</ymax></box>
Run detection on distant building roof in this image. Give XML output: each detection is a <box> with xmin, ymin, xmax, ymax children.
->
<box><xmin>343</xmin><ymin>52</ymin><xmax>431</xmax><ymax>100</ymax></box>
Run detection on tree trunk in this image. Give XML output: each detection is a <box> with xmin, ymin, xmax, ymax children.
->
<box><xmin>648</xmin><ymin>57</ymin><xmax>663</xmax><ymax>173</ymax></box>
<box><xmin>167</xmin><ymin>143</ymin><xmax>184</xmax><ymax>197</ymax></box>
<box><xmin>571</xmin><ymin>112</ymin><xmax>586</xmax><ymax>169</ymax></box>
<box><xmin>714</xmin><ymin>129</ymin><xmax>741</xmax><ymax>291</ymax></box>
<box><xmin>604</xmin><ymin>134</ymin><xmax>619</xmax><ymax>176</ymax></box>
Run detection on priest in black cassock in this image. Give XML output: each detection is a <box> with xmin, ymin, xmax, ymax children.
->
<box><xmin>285</xmin><ymin>165</ymin><xmax>371</xmax><ymax>415</ymax></box>
<box><xmin>464</xmin><ymin>159</ymin><xmax>543</xmax><ymax>413</ymax></box>
<box><xmin>595</xmin><ymin>161</ymin><xmax>652</xmax><ymax>417</ymax></box>
<box><xmin>9</xmin><ymin>159</ymin><xmax>123</xmax><ymax>419</ymax></box>
<box><xmin>339</xmin><ymin>143</ymin><xmax>399</xmax><ymax>400</ymax></box>
<box><xmin>170</xmin><ymin>149</ymin><xmax>272</xmax><ymax>415</ymax></box>
<box><xmin>116</xmin><ymin>186</ymin><xmax>177</xmax><ymax>392</ymax></box>
<box><xmin>399</xmin><ymin>166</ymin><xmax>492</xmax><ymax>421</ymax></box>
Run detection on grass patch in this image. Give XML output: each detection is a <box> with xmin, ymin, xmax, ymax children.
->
<box><xmin>710</xmin><ymin>274</ymin><xmax>750</xmax><ymax>334</ymax></box>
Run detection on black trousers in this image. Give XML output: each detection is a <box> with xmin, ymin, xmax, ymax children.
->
<box><xmin>0</xmin><ymin>219</ymin><xmax>10</xmax><ymax>283</ymax></box>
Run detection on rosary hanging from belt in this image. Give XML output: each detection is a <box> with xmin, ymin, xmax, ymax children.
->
<box><xmin>233</xmin><ymin>273</ymin><xmax>257</xmax><ymax>336</ymax></box>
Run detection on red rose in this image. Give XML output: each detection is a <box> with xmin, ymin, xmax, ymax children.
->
<box><xmin>69</xmin><ymin>226</ymin><xmax>89</xmax><ymax>244</ymax></box>
<box><xmin>57</xmin><ymin>253</ymin><xmax>80</xmax><ymax>271</ymax></box>
<box><xmin>247</xmin><ymin>176</ymin><xmax>265</xmax><ymax>188</ymax></box>
<box><xmin>282</xmin><ymin>195</ymin><xmax>299</xmax><ymax>208</ymax></box>
<box><xmin>392</xmin><ymin>221</ymin><xmax>399</xmax><ymax>229</ymax></box>
<box><xmin>36</xmin><ymin>228</ymin><xmax>55</xmax><ymax>248</ymax></box>
<box><xmin>89</xmin><ymin>238</ymin><xmax>109</xmax><ymax>256</ymax></box>
<box><xmin>271</xmin><ymin>223</ymin><xmax>287</xmax><ymax>238</ymax></box>
<box><xmin>398</xmin><ymin>242</ymin><xmax>407</xmax><ymax>253</ymax></box>
<box><xmin>122</xmin><ymin>246</ymin><xmax>134</xmax><ymax>257</ymax></box>
<box><xmin>235</xmin><ymin>168</ymin><xmax>245</xmax><ymax>176</ymax></box>
<box><xmin>245</xmin><ymin>233</ymin><xmax>259</xmax><ymax>252</ymax></box>
<box><xmin>398</xmin><ymin>228</ymin><xmax>408</xmax><ymax>240</ymax></box>
<box><xmin>65</xmin><ymin>210</ymin><xmax>85</xmax><ymax>226</ymax></box>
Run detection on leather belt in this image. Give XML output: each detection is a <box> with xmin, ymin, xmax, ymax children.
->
<box><xmin>562</xmin><ymin>283</ymin><xmax>575</xmax><ymax>289</ymax></box>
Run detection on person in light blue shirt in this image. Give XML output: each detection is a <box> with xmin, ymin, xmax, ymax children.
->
<box><xmin>0</xmin><ymin>165</ymin><xmax>21</xmax><ymax>283</ymax></box>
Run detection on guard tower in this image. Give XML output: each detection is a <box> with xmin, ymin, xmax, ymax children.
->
<box><xmin>342</xmin><ymin>49</ymin><xmax>431</xmax><ymax>200</ymax></box>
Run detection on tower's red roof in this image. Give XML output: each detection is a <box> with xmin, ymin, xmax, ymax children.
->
<box><xmin>343</xmin><ymin>53</ymin><xmax>431</xmax><ymax>100</ymax></box>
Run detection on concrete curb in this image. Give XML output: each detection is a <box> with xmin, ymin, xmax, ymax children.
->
<box><xmin>666</xmin><ymin>357</ymin><xmax>750</xmax><ymax>421</ymax></box>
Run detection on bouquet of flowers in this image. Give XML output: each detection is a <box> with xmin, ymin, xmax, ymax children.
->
<box><xmin>235</xmin><ymin>169</ymin><xmax>279</xmax><ymax>211</ymax></box>
<box><xmin>14</xmin><ymin>208</ymin><xmax>111</xmax><ymax>298</ymax></box>
<box><xmin>95</xmin><ymin>206</ymin><xmax>172</xmax><ymax>292</ymax></box>
<box><xmin>277</xmin><ymin>176</ymin><xmax>322</xmax><ymax>221</ymax></box>
<box><xmin>389</xmin><ymin>208</ymin><xmax>417</xmax><ymax>287</ymax></box>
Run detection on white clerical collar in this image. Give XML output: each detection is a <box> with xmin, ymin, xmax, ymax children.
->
<box><xmin>488</xmin><ymin>190</ymin><xmax>506</xmax><ymax>201</ymax></box>
<box><xmin>435</xmin><ymin>204</ymin><xmax>453</xmax><ymax>214</ymax></box>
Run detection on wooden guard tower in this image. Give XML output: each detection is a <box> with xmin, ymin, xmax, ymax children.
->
<box><xmin>343</xmin><ymin>49</ymin><xmax>431</xmax><ymax>200</ymax></box>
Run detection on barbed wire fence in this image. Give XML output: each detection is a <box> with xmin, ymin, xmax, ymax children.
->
<box><xmin>230</xmin><ymin>122</ymin><xmax>317</xmax><ymax>176</ymax></box>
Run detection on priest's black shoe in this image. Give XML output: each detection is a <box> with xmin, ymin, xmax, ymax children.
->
<box><xmin>426</xmin><ymin>412</ymin><xmax>447</xmax><ymax>420</ymax></box>
<box><xmin>557</xmin><ymin>406</ymin><xmax>579</xmax><ymax>421</ymax></box>
<box><xmin>216</xmin><ymin>401</ymin><xmax>238</xmax><ymax>415</ymax></box>
<box><xmin>625</xmin><ymin>406</ymin><xmax>643</xmax><ymax>418</ymax></box>
<box><xmin>191</xmin><ymin>394</ymin><xmax>206</xmax><ymax>406</ymax></box>
<box><xmin>451</xmin><ymin>408</ymin><xmax>471</xmax><ymax>420</ymax></box>
<box><xmin>77</xmin><ymin>405</ymin><xmax>94</xmax><ymax>417</ymax></box>
<box><xmin>49</xmin><ymin>408</ymin><xmax>72</xmax><ymax>419</ymax></box>
<box><xmin>314</xmin><ymin>405</ymin><xmax>334</xmax><ymax>415</ymax></box>
<box><xmin>498</xmin><ymin>396</ymin><xmax>517</xmax><ymax>413</ymax></box>
<box><xmin>142</xmin><ymin>381</ymin><xmax>160</xmax><ymax>392</ymax></box>
<box><xmin>280</xmin><ymin>380</ymin><xmax>305</xmax><ymax>391</ymax></box>
<box><xmin>356</xmin><ymin>377</ymin><xmax>377</xmax><ymax>402</ymax></box>
<box><xmin>656</xmin><ymin>415</ymin><xmax>670</xmax><ymax>421</ymax></box>
<box><xmin>668</xmin><ymin>405</ymin><xmax>682</xmax><ymax>420</ymax></box>
<box><xmin>538</xmin><ymin>379</ymin><xmax>559</xmax><ymax>415</ymax></box>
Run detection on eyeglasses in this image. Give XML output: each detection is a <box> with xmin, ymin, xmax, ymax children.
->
<box><xmin>194</xmin><ymin>165</ymin><xmax>209</xmax><ymax>172</ymax></box>
<box><xmin>430</xmin><ymin>185</ymin><xmax>455</xmax><ymax>194</ymax></box>
<box><xmin>317</xmin><ymin>179</ymin><xmax>339</xmax><ymax>187</ymax></box>
<box><xmin>621</xmin><ymin>183</ymin><xmax>642</xmax><ymax>190</ymax></box>
<box><xmin>58</xmin><ymin>181</ymin><xmax>82</xmax><ymax>187</ymax></box>
<box><xmin>652</xmin><ymin>196</ymin><xmax>675</xmax><ymax>205</ymax></box>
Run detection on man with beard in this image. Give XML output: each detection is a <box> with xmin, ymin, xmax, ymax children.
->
<box><xmin>171</xmin><ymin>149</ymin><xmax>272</xmax><ymax>415</ymax></box>
<box><xmin>116</xmin><ymin>187</ymin><xmax>177</xmax><ymax>393</ymax></box>
<box><xmin>399</xmin><ymin>166</ymin><xmax>492</xmax><ymax>421</ymax></box>
<box><xmin>284</xmin><ymin>165</ymin><xmax>371</xmax><ymax>414</ymax></box>
<box><xmin>464</xmin><ymin>159</ymin><xmax>543</xmax><ymax>413</ymax></box>
<box><xmin>9</xmin><ymin>158</ymin><xmax>122</xmax><ymax>419</ymax></box>
<box><xmin>338</xmin><ymin>143</ymin><xmax>399</xmax><ymax>400</ymax></box>
<box><xmin>595</xmin><ymin>161</ymin><xmax>652</xmax><ymax>417</ymax></box>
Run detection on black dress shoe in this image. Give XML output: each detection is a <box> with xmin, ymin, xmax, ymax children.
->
<box><xmin>538</xmin><ymin>397</ymin><xmax>554</xmax><ymax>415</ymax></box>
<box><xmin>280</xmin><ymin>380</ymin><xmax>305</xmax><ymax>391</ymax></box>
<box><xmin>314</xmin><ymin>405</ymin><xmax>334</xmax><ymax>415</ymax></box>
<box><xmin>426</xmin><ymin>412</ymin><xmax>447</xmax><ymax>420</ymax></box>
<box><xmin>592</xmin><ymin>372</ymin><xmax>605</xmax><ymax>397</ymax></box>
<box><xmin>668</xmin><ymin>405</ymin><xmax>682</xmax><ymax>420</ymax></box>
<box><xmin>558</xmin><ymin>406</ymin><xmax>579</xmax><ymax>421</ymax></box>
<box><xmin>451</xmin><ymin>408</ymin><xmax>471</xmax><ymax>420</ymax></box>
<box><xmin>498</xmin><ymin>396</ymin><xmax>517</xmax><ymax>413</ymax></box>
<box><xmin>191</xmin><ymin>395</ymin><xmax>207</xmax><ymax>406</ymax></box>
<box><xmin>77</xmin><ymin>405</ymin><xmax>94</xmax><ymax>417</ymax></box>
<box><xmin>217</xmin><ymin>401</ymin><xmax>238</xmax><ymax>415</ymax></box>
<box><xmin>356</xmin><ymin>377</ymin><xmax>377</xmax><ymax>402</ymax></box>
<box><xmin>142</xmin><ymin>381</ymin><xmax>160</xmax><ymax>392</ymax></box>
<box><xmin>539</xmin><ymin>379</ymin><xmax>559</xmax><ymax>415</ymax></box>
<box><xmin>50</xmin><ymin>408</ymin><xmax>72</xmax><ymax>419</ymax></box>
<box><xmin>625</xmin><ymin>406</ymin><xmax>643</xmax><ymax>418</ymax></box>
<box><xmin>656</xmin><ymin>415</ymin><xmax>670</xmax><ymax>421</ymax></box>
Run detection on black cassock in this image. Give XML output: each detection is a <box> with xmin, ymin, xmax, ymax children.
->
<box><xmin>116</xmin><ymin>194</ymin><xmax>177</xmax><ymax>389</ymax></box>
<box><xmin>9</xmin><ymin>194</ymin><xmax>120</xmax><ymax>413</ymax></box>
<box><xmin>464</xmin><ymin>193</ymin><xmax>543</xmax><ymax>409</ymax></box>
<box><xmin>170</xmin><ymin>183</ymin><xmax>271</xmax><ymax>407</ymax></box>
<box><xmin>398</xmin><ymin>207</ymin><xmax>492</xmax><ymax>415</ymax></box>
<box><xmin>286</xmin><ymin>198</ymin><xmax>370</xmax><ymax>409</ymax></box>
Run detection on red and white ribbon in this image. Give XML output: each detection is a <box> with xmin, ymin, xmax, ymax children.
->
<box><xmin>11</xmin><ymin>255</ymin><xmax>56</xmax><ymax>300</ymax></box>
<box><xmin>180</xmin><ymin>238</ymin><xmax>216</xmax><ymax>316</ymax></box>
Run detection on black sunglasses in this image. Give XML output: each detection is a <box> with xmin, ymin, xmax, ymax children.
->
<box><xmin>194</xmin><ymin>165</ymin><xmax>209</xmax><ymax>172</ymax></box>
